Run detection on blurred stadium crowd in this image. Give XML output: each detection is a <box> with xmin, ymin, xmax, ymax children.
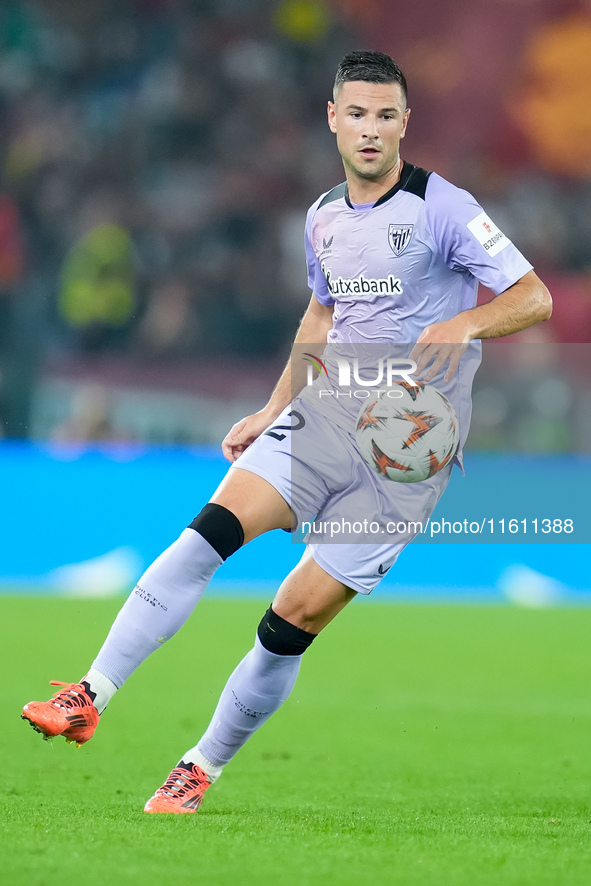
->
<box><xmin>0</xmin><ymin>0</ymin><xmax>590</xmax><ymax>446</ymax></box>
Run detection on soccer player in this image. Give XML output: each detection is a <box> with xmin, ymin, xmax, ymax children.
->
<box><xmin>22</xmin><ymin>51</ymin><xmax>552</xmax><ymax>813</ymax></box>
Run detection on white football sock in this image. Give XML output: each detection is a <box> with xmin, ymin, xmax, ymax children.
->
<box><xmin>91</xmin><ymin>529</ymin><xmax>222</xmax><ymax>688</ymax></box>
<box><xmin>81</xmin><ymin>667</ymin><xmax>117</xmax><ymax>715</ymax></box>
<box><xmin>187</xmin><ymin>635</ymin><xmax>302</xmax><ymax>770</ymax></box>
<box><xmin>181</xmin><ymin>749</ymin><xmax>224</xmax><ymax>784</ymax></box>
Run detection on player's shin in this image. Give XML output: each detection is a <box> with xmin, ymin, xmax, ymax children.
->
<box><xmin>181</xmin><ymin>607</ymin><xmax>317</xmax><ymax>780</ymax></box>
<box><xmin>89</xmin><ymin>505</ymin><xmax>244</xmax><ymax>694</ymax></box>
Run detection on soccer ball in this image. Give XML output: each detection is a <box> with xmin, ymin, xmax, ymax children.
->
<box><xmin>355</xmin><ymin>381</ymin><xmax>460</xmax><ymax>482</ymax></box>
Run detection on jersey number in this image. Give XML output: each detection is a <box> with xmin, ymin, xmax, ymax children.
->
<box><xmin>264</xmin><ymin>410</ymin><xmax>306</xmax><ymax>441</ymax></box>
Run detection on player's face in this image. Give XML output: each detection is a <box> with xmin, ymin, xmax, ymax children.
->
<box><xmin>328</xmin><ymin>81</ymin><xmax>410</xmax><ymax>186</ymax></box>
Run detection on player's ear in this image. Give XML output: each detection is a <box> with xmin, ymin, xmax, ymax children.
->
<box><xmin>327</xmin><ymin>101</ymin><xmax>337</xmax><ymax>133</ymax></box>
<box><xmin>400</xmin><ymin>107</ymin><xmax>411</xmax><ymax>139</ymax></box>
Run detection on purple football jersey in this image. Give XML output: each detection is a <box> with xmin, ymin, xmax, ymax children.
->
<box><xmin>305</xmin><ymin>161</ymin><xmax>532</xmax><ymax>343</ymax></box>
<box><xmin>300</xmin><ymin>162</ymin><xmax>533</xmax><ymax>460</ymax></box>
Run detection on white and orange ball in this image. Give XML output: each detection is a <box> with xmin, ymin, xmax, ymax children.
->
<box><xmin>355</xmin><ymin>382</ymin><xmax>460</xmax><ymax>482</ymax></box>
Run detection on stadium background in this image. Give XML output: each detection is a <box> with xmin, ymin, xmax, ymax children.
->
<box><xmin>0</xmin><ymin>0</ymin><xmax>590</xmax><ymax>601</ymax></box>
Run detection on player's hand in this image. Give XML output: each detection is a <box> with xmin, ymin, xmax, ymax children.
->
<box><xmin>222</xmin><ymin>410</ymin><xmax>275</xmax><ymax>463</ymax></box>
<box><xmin>410</xmin><ymin>316</ymin><xmax>473</xmax><ymax>383</ymax></box>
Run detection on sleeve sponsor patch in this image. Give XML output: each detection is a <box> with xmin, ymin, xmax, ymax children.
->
<box><xmin>466</xmin><ymin>211</ymin><xmax>510</xmax><ymax>258</ymax></box>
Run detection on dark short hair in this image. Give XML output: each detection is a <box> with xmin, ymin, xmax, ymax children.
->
<box><xmin>334</xmin><ymin>50</ymin><xmax>407</xmax><ymax>104</ymax></box>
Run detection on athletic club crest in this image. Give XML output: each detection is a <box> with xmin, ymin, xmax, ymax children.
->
<box><xmin>388</xmin><ymin>224</ymin><xmax>414</xmax><ymax>256</ymax></box>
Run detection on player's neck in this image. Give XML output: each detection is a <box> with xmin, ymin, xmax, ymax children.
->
<box><xmin>346</xmin><ymin>157</ymin><xmax>403</xmax><ymax>205</ymax></box>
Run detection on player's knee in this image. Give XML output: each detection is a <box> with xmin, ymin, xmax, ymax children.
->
<box><xmin>188</xmin><ymin>503</ymin><xmax>244</xmax><ymax>561</ymax></box>
<box><xmin>257</xmin><ymin>606</ymin><xmax>317</xmax><ymax>656</ymax></box>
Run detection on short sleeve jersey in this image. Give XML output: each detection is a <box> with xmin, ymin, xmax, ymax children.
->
<box><xmin>301</xmin><ymin>161</ymin><xmax>533</xmax><ymax>462</ymax></box>
<box><xmin>304</xmin><ymin>162</ymin><xmax>532</xmax><ymax>344</ymax></box>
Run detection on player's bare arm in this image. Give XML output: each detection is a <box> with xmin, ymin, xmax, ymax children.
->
<box><xmin>221</xmin><ymin>295</ymin><xmax>334</xmax><ymax>463</ymax></box>
<box><xmin>411</xmin><ymin>270</ymin><xmax>552</xmax><ymax>382</ymax></box>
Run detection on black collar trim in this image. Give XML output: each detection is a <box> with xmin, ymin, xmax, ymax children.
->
<box><xmin>345</xmin><ymin>162</ymin><xmax>431</xmax><ymax>208</ymax></box>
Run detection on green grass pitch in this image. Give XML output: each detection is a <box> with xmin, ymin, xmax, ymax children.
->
<box><xmin>2</xmin><ymin>595</ymin><xmax>591</xmax><ymax>885</ymax></box>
